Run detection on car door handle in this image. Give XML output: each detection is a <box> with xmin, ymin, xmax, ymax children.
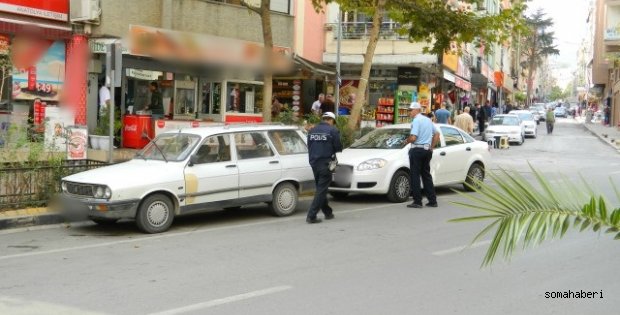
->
<box><xmin>225</xmin><ymin>164</ymin><xmax>236</xmax><ymax>168</ymax></box>
<box><xmin>466</xmin><ymin>147</ymin><xmax>471</xmax><ymax>151</ymax></box>
<box><xmin>269</xmin><ymin>161</ymin><xmax>279</xmax><ymax>164</ymax></box>
<box><xmin>440</xmin><ymin>152</ymin><xmax>446</xmax><ymax>156</ymax></box>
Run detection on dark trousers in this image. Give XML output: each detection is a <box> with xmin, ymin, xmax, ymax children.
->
<box><xmin>478</xmin><ymin>119</ymin><xmax>485</xmax><ymax>134</ymax></box>
<box><xmin>546</xmin><ymin>122</ymin><xmax>554</xmax><ymax>134</ymax></box>
<box><xmin>307</xmin><ymin>161</ymin><xmax>333</xmax><ymax>219</ymax></box>
<box><xmin>409</xmin><ymin>148</ymin><xmax>437</xmax><ymax>205</ymax></box>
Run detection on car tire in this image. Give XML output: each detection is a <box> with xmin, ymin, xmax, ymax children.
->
<box><xmin>91</xmin><ymin>218</ymin><xmax>118</xmax><ymax>225</ymax></box>
<box><xmin>136</xmin><ymin>194</ymin><xmax>175</xmax><ymax>234</ymax></box>
<box><xmin>387</xmin><ymin>170</ymin><xmax>411</xmax><ymax>203</ymax></box>
<box><xmin>329</xmin><ymin>192</ymin><xmax>349</xmax><ymax>200</ymax></box>
<box><xmin>518</xmin><ymin>135</ymin><xmax>524</xmax><ymax>145</ymax></box>
<box><xmin>268</xmin><ymin>182</ymin><xmax>298</xmax><ymax>216</ymax></box>
<box><xmin>464</xmin><ymin>163</ymin><xmax>485</xmax><ymax>192</ymax></box>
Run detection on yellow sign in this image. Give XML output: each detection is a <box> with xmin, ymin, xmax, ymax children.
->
<box><xmin>419</xmin><ymin>84</ymin><xmax>430</xmax><ymax>112</ymax></box>
<box><xmin>443</xmin><ymin>52</ymin><xmax>458</xmax><ymax>72</ymax></box>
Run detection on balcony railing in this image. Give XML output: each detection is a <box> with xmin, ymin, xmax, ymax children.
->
<box><xmin>328</xmin><ymin>22</ymin><xmax>409</xmax><ymax>40</ymax></box>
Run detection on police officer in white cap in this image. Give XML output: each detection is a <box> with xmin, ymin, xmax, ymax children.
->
<box><xmin>306</xmin><ymin>112</ymin><xmax>342</xmax><ymax>223</ymax></box>
<box><xmin>405</xmin><ymin>102</ymin><xmax>440</xmax><ymax>208</ymax></box>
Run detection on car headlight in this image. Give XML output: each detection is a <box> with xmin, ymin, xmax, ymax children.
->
<box><xmin>94</xmin><ymin>186</ymin><xmax>104</xmax><ymax>198</ymax></box>
<box><xmin>357</xmin><ymin>158</ymin><xmax>387</xmax><ymax>171</ymax></box>
<box><xmin>104</xmin><ymin>187</ymin><xmax>112</xmax><ymax>199</ymax></box>
<box><xmin>61</xmin><ymin>181</ymin><xmax>67</xmax><ymax>193</ymax></box>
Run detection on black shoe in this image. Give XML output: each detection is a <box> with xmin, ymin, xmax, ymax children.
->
<box><xmin>306</xmin><ymin>217</ymin><xmax>322</xmax><ymax>224</ymax></box>
<box><xmin>426</xmin><ymin>202</ymin><xmax>438</xmax><ymax>208</ymax></box>
<box><xmin>325</xmin><ymin>214</ymin><xmax>335</xmax><ymax>220</ymax></box>
<box><xmin>407</xmin><ymin>203</ymin><xmax>423</xmax><ymax>208</ymax></box>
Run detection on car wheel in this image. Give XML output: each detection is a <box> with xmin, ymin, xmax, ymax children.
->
<box><xmin>329</xmin><ymin>192</ymin><xmax>349</xmax><ymax>200</ymax></box>
<box><xmin>464</xmin><ymin>163</ymin><xmax>485</xmax><ymax>191</ymax></box>
<box><xmin>518</xmin><ymin>134</ymin><xmax>524</xmax><ymax>145</ymax></box>
<box><xmin>387</xmin><ymin>170</ymin><xmax>410</xmax><ymax>203</ymax></box>
<box><xmin>268</xmin><ymin>182</ymin><xmax>298</xmax><ymax>216</ymax></box>
<box><xmin>91</xmin><ymin>218</ymin><xmax>118</xmax><ymax>225</ymax></box>
<box><xmin>136</xmin><ymin>194</ymin><xmax>174</xmax><ymax>234</ymax></box>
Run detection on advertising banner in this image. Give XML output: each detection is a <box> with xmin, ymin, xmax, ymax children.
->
<box><xmin>66</xmin><ymin>126</ymin><xmax>88</xmax><ymax>160</ymax></box>
<box><xmin>44</xmin><ymin>106</ymin><xmax>74</xmax><ymax>152</ymax></box>
<box><xmin>12</xmin><ymin>39</ymin><xmax>65</xmax><ymax>101</ymax></box>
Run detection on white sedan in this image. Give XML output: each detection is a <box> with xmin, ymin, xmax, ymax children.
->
<box><xmin>509</xmin><ymin>110</ymin><xmax>538</xmax><ymax>138</ymax></box>
<box><xmin>329</xmin><ymin>124</ymin><xmax>491</xmax><ymax>203</ymax></box>
<box><xmin>484</xmin><ymin>114</ymin><xmax>525</xmax><ymax>145</ymax></box>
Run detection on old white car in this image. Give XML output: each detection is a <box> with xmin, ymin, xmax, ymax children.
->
<box><xmin>509</xmin><ymin>110</ymin><xmax>538</xmax><ymax>138</ymax></box>
<box><xmin>60</xmin><ymin>125</ymin><xmax>314</xmax><ymax>233</ymax></box>
<box><xmin>329</xmin><ymin>124</ymin><xmax>491</xmax><ymax>203</ymax></box>
<box><xmin>484</xmin><ymin>114</ymin><xmax>525</xmax><ymax>145</ymax></box>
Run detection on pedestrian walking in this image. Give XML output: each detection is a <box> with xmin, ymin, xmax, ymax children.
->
<box><xmin>476</xmin><ymin>103</ymin><xmax>487</xmax><ymax>135</ymax></box>
<box><xmin>454</xmin><ymin>106</ymin><xmax>474</xmax><ymax>135</ymax></box>
<box><xmin>306</xmin><ymin>112</ymin><xmax>342</xmax><ymax>223</ymax></box>
<box><xmin>546</xmin><ymin>107</ymin><xmax>555</xmax><ymax>134</ymax></box>
<box><xmin>405</xmin><ymin>102</ymin><xmax>440</xmax><ymax>209</ymax></box>
<box><xmin>311</xmin><ymin>93</ymin><xmax>324</xmax><ymax>115</ymax></box>
<box><xmin>434</xmin><ymin>102</ymin><xmax>452</xmax><ymax>124</ymax></box>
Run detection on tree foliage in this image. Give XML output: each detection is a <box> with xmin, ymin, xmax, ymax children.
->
<box><xmin>548</xmin><ymin>85</ymin><xmax>565</xmax><ymax>101</ymax></box>
<box><xmin>312</xmin><ymin>0</ymin><xmax>527</xmax><ymax>129</ymax></box>
<box><xmin>521</xmin><ymin>9</ymin><xmax>560</xmax><ymax>106</ymax></box>
<box><xmin>451</xmin><ymin>165</ymin><xmax>620</xmax><ymax>267</ymax></box>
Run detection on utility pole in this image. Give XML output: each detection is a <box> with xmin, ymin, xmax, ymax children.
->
<box><xmin>335</xmin><ymin>6</ymin><xmax>342</xmax><ymax>115</ymax></box>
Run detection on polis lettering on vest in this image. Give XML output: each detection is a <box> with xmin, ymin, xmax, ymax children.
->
<box><xmin>309</xmin><ymin>134</ymin><xmax>328</xmax><ymax>141</ymax></box>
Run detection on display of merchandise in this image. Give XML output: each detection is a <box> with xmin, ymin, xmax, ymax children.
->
<box><xmin>375</xmin><ymin>97</ymin><xmax>395</xmax><ymax>127</ymax></box>
<box><xmin>395</xmin><ymin>90</ymin><xmax>415</xmax><ymax>124</ymax></box>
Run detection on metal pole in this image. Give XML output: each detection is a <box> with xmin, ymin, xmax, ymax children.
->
<box><xmin>109</xmin><ymin>69</ymin><xmax>114</xmax><ymax>162</ymax></box>
<box><xmin>335</xmin><ymin>7</ymin><xmax>341</xmax><ymax>115</ymax></box>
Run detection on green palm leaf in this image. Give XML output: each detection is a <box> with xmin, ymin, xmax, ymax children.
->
<box><xmin>450</xmin><ymin>165</ymin><xmax>620</xmax><ymax>267</ymax></box>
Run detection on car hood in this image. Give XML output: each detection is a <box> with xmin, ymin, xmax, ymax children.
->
<box><xmin>62</xmin><ymin>159</ymin><xmax>184</xmax><ymax>189</ymax></box>
<box><xmin>336</xmin><ymin>148</ymin><xmax>404</xmax><ymax>166</ymax></box>
<box><xmin>486</xmin><ymin>125</ymin><xmax>520</xmax><ymax>132</ymax></box>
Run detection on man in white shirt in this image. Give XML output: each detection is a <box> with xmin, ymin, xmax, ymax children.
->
<box><xmin>99</xmin><ymin>79</ymin><xmax>111</xmax><ymax>116</ymax></box>
<box><xmin>311</xmin><ymin>93</ymin><xmax>324</xmax><ymax>115</ymax></box>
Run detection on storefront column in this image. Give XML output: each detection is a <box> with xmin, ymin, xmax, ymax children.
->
<box><xmin>66</xmin><ymin>34</ymin><xmax>89</xmax><ymax>125</ymax></box>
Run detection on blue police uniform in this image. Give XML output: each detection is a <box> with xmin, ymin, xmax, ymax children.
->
<box><xmin>307</xmin><ymin>121</ymin><xmax>342</xmax><ymax>222</ymax></box>
<box><xmin>408</xmin><ymin>113</ymin><xmax>438</xmax><ymax>208</ymax></box>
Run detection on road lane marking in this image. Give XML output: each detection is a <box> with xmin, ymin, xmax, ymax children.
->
<box><xmin>432</xmin><ymin>240</ymin><xmax>491</xmax><ymax>256</ymax></box>
<box><xmin>148</xmin><ymin>286</ymin><xmax>292</xmax><ymax>315</ymax></box>
<box><xmin>0</xmin><ymin>204</ymin><xmax>393</xmax><ymax>261</ymax></box>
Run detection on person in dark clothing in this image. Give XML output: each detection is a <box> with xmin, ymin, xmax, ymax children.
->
<box><xmin>477</xmin><ymin>103</ymin><xmax>487</xmax><ymax>135</ymax></box>
<box><xmin>469</xmin><ymin>103</ymin><xmax>477</xmax><ymax>121</ymax></box>
<box><xmin>306</xmin><ymin>112</ymin><xmax>342</xmax><ymax>224</ymax></box>
<box><xmin>321</xmin><ymin>94</ymin><xmax>336</xmax><ymax>114</ymax></box>
<box><xmin>146</xmin><ymin>82</ymin><xmax>164</xmax><ymax>117</ymax></box>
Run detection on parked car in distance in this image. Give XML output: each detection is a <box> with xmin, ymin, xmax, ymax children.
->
<box><xmin>329</xmin><ymin>124</ymin><xmax>490</xmax><ymax>203</ymax></box>
<box><xmin>484</xmin><ymin>114</ymin><xmax>525</xmax><ymax>145</ymax></box>
<box><xmin>509</xmin><ymin>110</ymin><xmax>538</xmax><ymax>138</ymax></box>
<box><xmin>60</xmin><ymin>125</ymin><xmax>314</xmax><ymax>233</ymax></box>
<box><xmin>554</xmin><ymin>106</ymin><xmax>568</xmax><ymax>118</ymax></box>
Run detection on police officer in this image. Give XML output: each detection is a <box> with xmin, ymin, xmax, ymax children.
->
<box><xmin>306</xmin><ymin>112</ymin><xmax>342</xmax><ymax>223</ymax></box>
<box><xmin>405</xmin><ymin>102</ymin><xmax>440</xmax><ymax>208</ymax></box>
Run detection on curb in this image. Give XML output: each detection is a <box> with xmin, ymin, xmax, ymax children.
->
<box><xmin>0</xmin><ymin>212</ymin><xmax>66</xmax><ymax>230</ymax></box>
<box><xmin>582</xmin><ymin>123</ymin><xmax>620</xmax><ymax>153</ymax></box>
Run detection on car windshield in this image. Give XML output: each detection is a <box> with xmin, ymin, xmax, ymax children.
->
<box><xmin>516</xmin><ymin>113</ymin><xmax>533</xmax><ymax>121</ymax></box>
<box><xmin>350</xmin><ymin>128</ymin><xmax>409</xmax><ymax>149</ymax></box>
<box><xmin>137</xmin><ymin>133</ymin><xmax>201</xmax><ymax>161</ymax></box>
<box><xmin>490</xmin><ymin>116</ymin><xmax>519</xmax><ymax>126</ymax></box>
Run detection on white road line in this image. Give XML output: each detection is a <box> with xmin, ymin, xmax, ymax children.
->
<box><xmin>148</xmin><ymin>286</ymin><xmax>292</xmax><ymax>315</ymax></box>
<box><xmin>0</xmin><ymin>204</ymin><xmax>392</xmax><ymax>261</ymax></box>
<box><xmin>432</xmin><ymin>240</ymin><xmax>491</xmax><ymax>256</ymax></box>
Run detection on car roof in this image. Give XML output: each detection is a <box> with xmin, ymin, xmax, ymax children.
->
<box><xmin>509</xmin><ymin>110</ymin><xmax>531</xmax><ymax>114</ymax></box>
<box><xmin>493</xmin><ymin>114</ymin><xmax>519</xmax><ymax>117</ymax></box>
<box><xmin>159</xmin><ymin>124</ymin><xmax>302</xmax><ymax>137</ymax></box>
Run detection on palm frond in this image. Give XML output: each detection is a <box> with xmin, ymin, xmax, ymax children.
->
<box><xmin>451</xmin><ymin>165</ymin><xmax>620</xmax><ymax>267</ymax></box>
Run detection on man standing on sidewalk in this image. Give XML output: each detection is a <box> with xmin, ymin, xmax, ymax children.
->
<box><xmin>546</xmin><ymin>107</ymin><xmax>555</xmax><ymax>134</ymax></box>
<box><xmin>306</xmin><ymin>112</ymin><xmax>342</xmax><ymax>223</ymax></box>
<box><xmin>405</xmin><ymin>102</ymin><xmax>440</xmax><ymax>209</ymax></box>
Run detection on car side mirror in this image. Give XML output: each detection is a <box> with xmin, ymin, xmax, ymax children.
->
<box><xmin>189</xmin><ymin>154</ymin><xmax>199</xmax><ymax>166</ymax></box>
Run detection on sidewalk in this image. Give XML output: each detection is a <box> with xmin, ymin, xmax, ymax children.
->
<box><xmin>1</xmin><ymin>119</ymin><xmax>619</xmax><ymax>232</ymax></box>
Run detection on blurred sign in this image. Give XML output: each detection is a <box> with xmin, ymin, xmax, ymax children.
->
<box><xmin>12</xmin><ymin>39</ymin><xmax>65</xmax><ymax>101</ymax></box>
<box><xmin>66</xmin><ymin>126</ymin><xmax>87</xmax><ymax>160</ymax></box>
<box><xmin>0</xmin><ymin>0</ymin><xmax>68</xmax><ymax>21</ymax></box>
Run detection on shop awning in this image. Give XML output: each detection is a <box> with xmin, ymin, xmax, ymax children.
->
<box><xmin>293</xmin><ymin>54</ymin><xmax>336</xmax><ymax>76</ymax></box>
<box><xmin>0</xmin><ymin>16</ymin><xmax>71</xmax><ymax>40</ymax></box>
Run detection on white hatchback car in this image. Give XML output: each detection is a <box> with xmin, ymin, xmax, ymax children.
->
<box><xmin>484</xmin><ymin>114</ymin><xmax>525</xmax><ymax>145</ymax></box>
<box><xmin>509</xmin><ymin>110</ymin><xmax>538</xmax><ymax>138</ymax></box>
<box><xmin>329</xmin><ymin>124</ymin><xmax>490</xmax><ymax>203</ymax></box>
<box><xmin>60</xmin><ymin>125</ymin><xmax>314</xmax><ymax>233</ymax></box>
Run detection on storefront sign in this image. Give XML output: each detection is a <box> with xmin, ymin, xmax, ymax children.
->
<box><xmin>12</xmin><ymin>39</ymin><xmax>65</xmax><ymax>101</ymax></box>
<box><xmin>418</xmin><ymin>84</ymin><xmax>430</xmax><ymax>109</ymax></box>
<box><xmin>128</xmin><ymin>25</ymin><xmax>292</xmax><ymax>71</ymax></box>
<box><xmin>443</xmin><ymin>70</ymin><xmax>456</xmax><ymax>83</ymax></box>
<box><xmin>455</xmin><ymin>77</ymin><xmax>471</xmax><ymax>91</ymax></box>
<box><xmin>457</xmin><ymin>58</ymin><xmax>471</xmax><ymax>80</ymax></box>
<box><xmin>126</xmin><ymin>68</ymin><xmax>163</xmax><ymax>81</ymax></box>
<box><xmin>89</xmin><ymin>38</ymin><xmax>129</xmax><ymax>54</ymax></box>
<box><xmin>225</xmin><ymin>115</ymin><xmax>263</xmax><ymax>124</ymax></box>
<box><xmin>442</xmin><ymin>43</ymin><xmax>459</xmax><ymax>72</ymax></box>
<box><xmin>0</xmin><ymin>0</ymin><xmax>68</xmax><ymax>22</ymax></box>
<box><xmin>494</xmin><ymin>71</ymin><xmax>504</xmax><ymax>88</ymax></box>
<box><xmin>154</xmin><ymin>119</ymin><xmax>221</xmax><ymax>136</ymax></box>
<box><xmin>67</xmin><ymin>126</ymin><xmax>87</xmax><ymax>160</ymax></box>
<box><xmin>397</xmin><ymin>67</ymin><xmax>421</xmax><ymax>85</ymax></box>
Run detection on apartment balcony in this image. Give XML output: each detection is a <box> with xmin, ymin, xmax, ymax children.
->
<box><xmin>605</xmin><ymin>0</ymin><xmax>620</xmax><ymax>52</ymax></box>
<box><xmin>323</xmin><ymin>22</ymin><xmax>436</xmax><ymax>66</ymax></box>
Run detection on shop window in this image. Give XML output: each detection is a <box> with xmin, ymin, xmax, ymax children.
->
<box><xmin>194</xmin><ymin>135</ymin><xmax>231</xmax><ymax>164</ymax></box>
<box><xmin>268</xmin><ymin>130</ymin><xmax>307</xmax><ymax>155</ymax></box>
<box><xmin>174</xmin><ymin>80</ymin><xmax>196</xmax><ymax>117</ymax></box>
<box><xmin>234</xmin><ymin>132</ymin><xmax>274</xmax><ymax>159</ymax></box>
<box><xmin>200</xmin><ymin>81</ymin><xmax>221</xmax><ymax>115</ymax></box>
<box><xmin>226</xmin><ymin>82</ymin><xmax>263</xmax><ymax>114</ymax></box>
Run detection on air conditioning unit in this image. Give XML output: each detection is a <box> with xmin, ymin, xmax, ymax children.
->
<box><xmin>70</xmin><ymin>0</ymin><xmax>101</xmax><ymax>22</ymax></box>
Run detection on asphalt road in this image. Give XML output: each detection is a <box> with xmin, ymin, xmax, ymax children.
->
<box><xmin>0</xmin><ymin>119</ymin><xmax>618</xmax><ymax>315</ymax></box>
